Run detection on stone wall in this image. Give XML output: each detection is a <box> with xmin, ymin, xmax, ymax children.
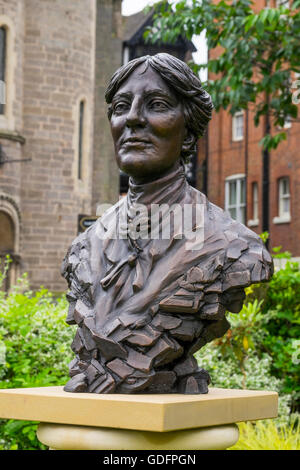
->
<box><xmin>0</xmin><ymin>0</ymin><xmax>123</xmax><ymax>291</ymax></box>
<box><xmin>19</xmin><ymin>0</ymin><xmax>96</xmax><ymax>290</ymax></box>
<box><xmin>92</xmin><ymin>0</ymin><xmax>122</xmax><ymax>212</ymax></box>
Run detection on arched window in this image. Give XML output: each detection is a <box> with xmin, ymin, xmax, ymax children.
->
<box><xmin>0</xmin><ymin>26</ymin><xmax>6</xmax><ymax>115</ymax></box>
<box><xmin>73</xmin><ymin>95</ymin><xmax>91</xmax><ymax>193</ymax></box>
<box><xmin>0</xmin><ymin>211</ymin><xmax>15</xmax><ymax>290</ymax></box>
<box><xmin>78</xmin><ymin>99</ymin><xmax>85</xmax><ymax>180</ymax></box>
<box><xmin>0</xmin><ymin>196</ymin><xmax>20</xmax><ymax>291</ymax></box>
<box><xmin>0</xmin><ymin>16</ymin><xmax>15</xmax><ymax>130</ymax></box>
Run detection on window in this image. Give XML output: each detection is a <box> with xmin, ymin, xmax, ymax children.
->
<box><xmin>276</xmin><ymin>0</ymin><xmax>289</xmax><ymax>7</ymax></box>
<box><xmin>278</xmin><ymin>177</ymin><xmax>290</xmax><ymax>218</ymax></box>
<box><xmin>74</xmin><ymin>96</ymin><xmax>91</xmax><ymax>191</ymax></box>
<box><xmin>0</xmin><ymin>197</ymin><xmax>20</xmax><ymax>291</ymax></box>
<box><xmin>248</xmin><ymin>182</ymin><xmax>259</xmax><ymax>227</ymax></box>
<box><xmin>232</xmin><ymin>111</ymin><xmax>244</xmax><ymax>142</ymax></box>
<box><xmin>78</xmin><ymin>100</ymin><xmax>84</xmax><ymax>180</ymax></box>
<box><xmin>283</xmin><ymin>115</ymin><xmax>292</xmax><ymax>129</ymax></box>
<box><xmin>0</xmin><ymin>17</ymin><xmax>15</xmax><ymax>130</ymax></box>
<box><xmin>123</xmin><ymin>46</ymin><xmax>130</xmax><ymax>65</ymax></box>
<box><xmin>0</xmin><ymin>26</ymin><xmax>6</xmax><ymax>115</ymax></box>
<box><xmin>273</xmin><ymin>177</ymin><xmax>291</xmax><ymax>224</ymax></box>
<box><xmin>278</xmin><ymin>113</ymin><xmax>292</xmax><ymax>130</ymax></box>
<box><xmin>225</xmin><ymin>175</ymin><xmax>246</xmax><ymax>224</ymax></box>
<box><xmin>252</xmin><ymin>182</ymin><xmax>258</xmax><ymax>221</ymax></box>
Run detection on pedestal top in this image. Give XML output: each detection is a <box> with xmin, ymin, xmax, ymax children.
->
<box><xmin>0</xmin><ymin>386</ymin><xmax>278</xmax><ymax>432</ymax></box>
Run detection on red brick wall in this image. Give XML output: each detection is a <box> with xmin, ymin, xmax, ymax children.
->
<box><xmin>198</xmin><ymin>0</ymin><xmax>300</xmax><ymax>255</ymax></box>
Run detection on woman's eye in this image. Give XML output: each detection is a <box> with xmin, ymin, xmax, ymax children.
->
<box><xmin>150</xmin><ymin>101</ymin><xmax>168</xmax><ymax>110</ymax></box>
<box><xmin>113</xmin><ymin>102</ymin><xmax>129</xmax><ymax>113</ymax></box>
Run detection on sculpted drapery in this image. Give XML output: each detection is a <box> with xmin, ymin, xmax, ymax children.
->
<box><xmin>62</xmin><ymin>166</ymin><xmax>273</xmax><ymax>394</ymax></box>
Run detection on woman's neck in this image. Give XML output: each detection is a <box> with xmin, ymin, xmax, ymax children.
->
<box><xmin>130</xmin><ymin>160</ymin><xmax>182</xmax><ymax>185</ymax></box>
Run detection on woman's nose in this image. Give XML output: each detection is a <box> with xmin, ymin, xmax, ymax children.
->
<box><xmin>126</xmin><ymin>99</ymin><xmax>146</xmax><ymax>128</ymax></box>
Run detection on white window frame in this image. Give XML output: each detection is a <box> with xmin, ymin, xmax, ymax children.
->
<box><xmin>225</xmin><ymin>174</ymin><xmax>246</xmax><ymax>224</ymax></box>
<box><xmin>276</xmin><ymin>0</ymin><xmax>289</xmax><ymax>8</ymax></box>
<box><xmin>232</xmin><ymin>111</ymin><xmax>244</xmax><ymax>142</ymax></box>
<box><xmin>123</xmin><ymin>46</ymin><xmax>130</xmax><ymax>65</ymax></box>
<box><xmin>283</xmin><ymin>115</ymin><xmax>292</xmax><ymax>129</ymax></box>
<box><xmin>273</xmin><ymin>177</ymin><xmax>291</xmax><ymax>224</ymax></box>
<box><xmin>248</xmin><ymin>182</ymin><xmax>259</xmax><ymax>227</ymax></box>
<box><xmin>278</xmin><ymin>114</ymin><xmax>292</xmax><ymax>130</ymax></box>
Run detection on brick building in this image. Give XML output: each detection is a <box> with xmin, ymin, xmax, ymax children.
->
<box><xmin>0</xmin><ymin>0</ymin><xmax>122</xmax><ymax>291</ymax></box>
<box><xmin>198</xmin><ymin>0</ymin><xmax>300</xmax><ymax>256</ymax></box>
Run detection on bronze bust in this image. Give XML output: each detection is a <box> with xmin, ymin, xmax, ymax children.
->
<box><xmin>62</xmin><ymin>54</ymin><xmax>273</xmax><ymax>394</ymax></box>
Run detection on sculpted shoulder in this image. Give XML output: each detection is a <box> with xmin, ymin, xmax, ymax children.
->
<box><xmin>188</xmin><ymin>186</ymin><xmax>274</xmax><ymax>286</ymax></box>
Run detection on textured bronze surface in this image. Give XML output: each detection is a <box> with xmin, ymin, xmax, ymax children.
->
<box><xmin>62</xmin><ymin>54</ymin><xmax>273</xmax><ymax>394</ymax></box>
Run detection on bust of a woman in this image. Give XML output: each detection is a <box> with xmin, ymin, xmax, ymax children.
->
<box><xmin>62</xmin><ymin>53</ymin><xmax>273</xmax><ymax>394</ymax></box>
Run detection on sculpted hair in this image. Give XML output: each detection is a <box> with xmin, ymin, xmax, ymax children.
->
<box><xmin>105</xmin><ymin>53</ymin><xmax>214</xmax><ymax>162</ymax></box>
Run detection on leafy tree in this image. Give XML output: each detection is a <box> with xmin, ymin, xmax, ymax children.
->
<box><xmin>146</xmin><ymin>0</ymin><xmax>300</xmax><ymax>232</ymax></box>
<box><xmin>146</xmin><ymin>0</ymin><xmax>300</xmax><ymax>150</ymax></box>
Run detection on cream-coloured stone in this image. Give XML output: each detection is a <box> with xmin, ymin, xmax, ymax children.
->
<box><xmin>0</xmin><ymin>386</ymin><xmax>278</xmax><ymax>432</ymax></box>
<box><xmin>37</xmin><ymin>422</ymin><xmax>240</xmax><ymax>450</ymax></box>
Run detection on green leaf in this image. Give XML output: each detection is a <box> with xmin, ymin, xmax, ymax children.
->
<box><xmin>256</xmin><ymin>19</ymin><xmax>264</xmax><ymax>35</ymax></box>
<box><xmin>267</xmin><ymin>8</ymin><xmax>277</xmax><ymax>24</ymax></box>
<box><xmin>244</xmin><ymin>14</ymin><xmax>258</xmax><ymax>32</ymax></box>
<box><xmin>260</xmin><ymin>8</ymin><xmax>270</xmax><ymax>24</ymax></box>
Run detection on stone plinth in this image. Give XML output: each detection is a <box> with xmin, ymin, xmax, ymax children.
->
<box><xmin>0</xmin><ymin>386</ymin><xmax>278</xmax><ymax>450</ymax></box>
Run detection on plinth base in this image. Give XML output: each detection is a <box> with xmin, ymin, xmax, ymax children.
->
<box><xmin>0</xmin><ymin>386</ymin><xmax>278</xmax><ymax>450</ymax></box>
<box><xmin>37</xmin><ymin>422</ymin><xmax>239</xmax><ymax>450</ymax></box>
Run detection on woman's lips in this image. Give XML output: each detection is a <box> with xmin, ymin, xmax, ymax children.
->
<box><xmin>122</xmin><ymin>138</ymin><xmax>152</xmax><ymax>147</ymax></box>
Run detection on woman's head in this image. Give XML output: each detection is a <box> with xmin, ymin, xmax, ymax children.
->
<box><xmin>106</xmin><ymin>53</ymin><xmax>213</xmax><ymax>163</ymax></box>
<box><xmin>105</xmin><ymin>54</ymin><xmax>213</xmax><ymax>182</ymax></box>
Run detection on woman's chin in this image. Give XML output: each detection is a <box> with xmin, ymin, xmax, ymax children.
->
<box><xmin>116</xmin><ymin>153</ymin><xmax>180</xmax><ymax>182</ymax></box>
<box><xmin>118</xmin><ymin>160</ymin><xmax>156</xmax><ymax>180</ymax></box>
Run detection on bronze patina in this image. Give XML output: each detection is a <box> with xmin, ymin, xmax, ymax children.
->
<box><xmin>62</xmin><ymin>54</ymin><xmax>273</xmax><ymax>394</ymax></box>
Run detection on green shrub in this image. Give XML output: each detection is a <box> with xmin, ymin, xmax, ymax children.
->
<box><xmin>195</xmin><ymin>282</ymin><xmax>299</xmax><ymax>425</ymax></box>
<box><xmin>229</xmin><ymin>419</ymin><xmax>300</xmax><ymax>450</ymax></box>
<box><xmin>0</xmin><ymin>258</ymin><xmax>75</xmax><ymax>449</ymax></box>
<box><xmin>259</xmin><ymin>261</ymin><xmax>300</xmax><ymax>408</ymax></box>
<box><xmin>195</xmin><ymin>332</ymin><xmax>292</xmax><ymax>424</ymax></box>
<box><xmin>1</xmin><ymin>254</ymin><xmax>299</xmax><ymax>449</ymax></box>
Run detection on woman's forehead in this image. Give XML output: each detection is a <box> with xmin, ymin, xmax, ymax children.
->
<box><xmin>113</xmin><ymin>64</ymin><xmax>177</xmax><ymax>100</ymax></box>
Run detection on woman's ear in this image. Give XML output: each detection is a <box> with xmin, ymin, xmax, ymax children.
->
<box><xmin>182</xmin><ymin>129</ymin><xmax>196</xmax><ymax>154</ymax></box>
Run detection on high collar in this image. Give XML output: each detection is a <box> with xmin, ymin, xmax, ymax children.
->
<box><xmin>127</xmin><ymin>163</ymin><xmax>187</xmax><ymax>210</ymax></box>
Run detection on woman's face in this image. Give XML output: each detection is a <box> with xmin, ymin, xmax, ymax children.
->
<box><xmin>109</xmin><ymin>64</ymin><xmax>187</xmax><ymax>182</ymax></box>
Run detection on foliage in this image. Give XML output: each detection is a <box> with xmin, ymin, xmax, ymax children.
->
<box><xmin>229</xmin><ymin>419</ymin><xmax>300</xmax><ymax>450</ymax></box>
<box><xmin>195</xmin><ymin>252</ymin><xmax>300</xmax><ymax>422</ymax></box>
<box><xmin>195</xmin><ymin>301</ymin><xmax>293</xmax><ymax>424</ymax></box>
<box><xmin>0</xmin><ymin>256</ymin><xmax>75</xmax><ymax>450</ymax></box>
<box><xmin>146</xmin><ymin>0</ymin><xmax>300</xmax><ymax>150</ymax></box>
<box><xmin>260</xmin><ymin>260</ymin><xmax>300</xmax><ymax>406</ymax></box>
<box><xmin>0</xmin><ymin>253</ymin><xmax>299</xmax><ymax>448</ymax></box>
